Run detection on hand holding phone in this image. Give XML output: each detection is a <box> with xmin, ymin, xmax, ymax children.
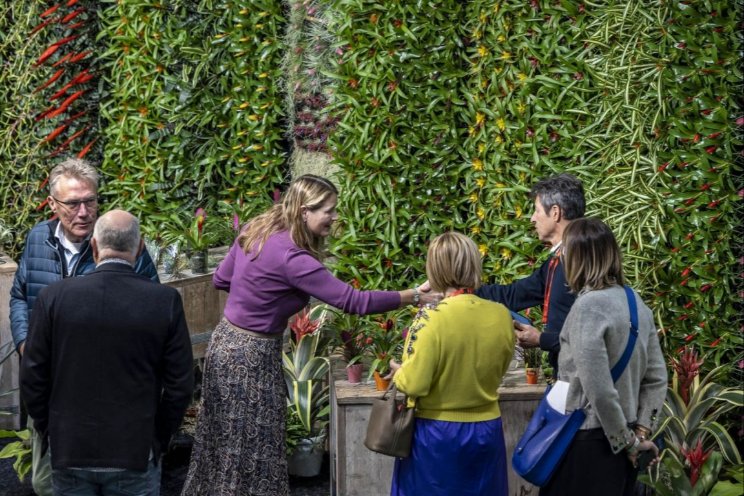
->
<box><xmin>510</xmin><ymin>311</ymin><xmax>531</xmax><ymax>326</ymax></box>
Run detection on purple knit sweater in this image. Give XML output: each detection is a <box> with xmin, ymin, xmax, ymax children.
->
<box><xmin>214</xmin><ymin>230</ymin><xmax>401</xmax><ymax>333</ymax></box>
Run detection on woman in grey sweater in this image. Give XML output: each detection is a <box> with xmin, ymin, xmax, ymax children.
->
<box><xmin>540</xmin><ymin>218</ymin><xmax>667</xmax><ymax>496</ymax></box>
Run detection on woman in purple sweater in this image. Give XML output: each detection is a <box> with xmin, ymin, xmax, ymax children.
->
<box><xmin>182</xmin><ymin>175</ymin><xmax>434</xmax><ymax>496</ymax></box>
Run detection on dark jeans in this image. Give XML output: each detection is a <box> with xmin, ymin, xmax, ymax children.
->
<box><xmin>540</xmin><ymin>428</ymin><xmax>638</xmax><ymax>496</ymax></box>
<box><xmin>52</xmin><ymin>459</ymin><xmax>161</xmax><ymax>496</ymax></box>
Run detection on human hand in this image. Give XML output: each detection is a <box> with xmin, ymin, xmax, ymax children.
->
<box><xmin>514</xmin><ymin>321</ymin><xmax>541</xmax><ymax>348</ymax></box>
<box><xmin>628</xmin><ymin>439</ymin><xmax>659</xmax><ymax>469</ymax></box>
<box><xmin>417</xmin><ymin>280</ymin><xmax>432</xmax><ymax>293</ymax></box>
<box><xmin>385</xmin><ymin>359</ymin><xmax>401</xmax><ymax>380</ymax></box>
<box><xmin>418</xmin><ymin>289</ymin><xmax>443</xmax><ymax>307</ymax></box>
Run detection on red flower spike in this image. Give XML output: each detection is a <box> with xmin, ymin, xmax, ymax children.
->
<box><xmin>670</xmin><ymin>347</ymin><xmax>703</xmax><ymax>404</ymax></box>
<box><xmin>710</xmin><ymin>338</ymin><xmax>721</xmax><ymax>347</ymax></box>
<box><xmin>41</xmin><ymin>4</ymin><xmax>62</xmax><ymax>18</ymax></box>
<box><xmin>289</xmin><ymin>308</ymin><xmax>320</xmax><ymax>343</ymax></box>
<box><xmin>681</xmin><ymin>439</ymin><xmax>712</xmax><ymax>487</ymax></box>
<box><xmin>700</xmin><ymin>284</ymin><xmax>712</xmax><ymax>293</ymax></box>
<box><xmin>194</xmin><ymin>208</ymin><xmax>206</xmax><ymax>234</ymax></box>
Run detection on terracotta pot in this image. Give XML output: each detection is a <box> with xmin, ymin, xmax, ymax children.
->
<box><xmin>346</xmin><ymin>363</ymin><xmax>364</xmax><ymax>383</ymax></box>
<box><xmin>373</xmin><ymin>371</ymin><xmax>391</xmax><ymax>391</ymax></box>
<box><xmin>525</xmin><ymin>367</ymin><xmax>538</xmax><ymax>385</ymax></box>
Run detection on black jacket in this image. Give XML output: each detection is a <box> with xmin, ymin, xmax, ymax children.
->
<box><xmin>10</xmin><ymin>219</ymin><xmax>159</xmax><ymax>350</ymax></box>
<box><xmin>476</xmin><ymin>254</ymin><xmax>575</xmax><ymax>372</ymax></box>
<box><xmin>20</xmin><ymin>262</ymin><xmax>193</xmax><ymax>471</ymax></box>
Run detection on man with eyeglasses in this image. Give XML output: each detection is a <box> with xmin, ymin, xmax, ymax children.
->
<box><xmin>476</xmin><ymin>173</ymin><xmax>585</xmax><ymax>377</ymax></box>
<box><xmin>10</xmin><ymin>157</ymin><xmax>159</xmax><ymax>496</ymax></box>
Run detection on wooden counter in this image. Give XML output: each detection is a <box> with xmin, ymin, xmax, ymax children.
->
<box><xmin>331</xmin><ymin>366</ymin><xmax>545</xmax><ymax>495</ymax></box>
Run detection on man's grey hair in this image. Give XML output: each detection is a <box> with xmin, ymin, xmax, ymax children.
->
<box><xmin>530</xmin><ymin>173</ymin><xmax>586</xmax><ymax>220</ymax></box>
<box><xmin>93</xmin><ymin>215</ymin><xmax>141</xmax><ymax>256</ymax></box>
<box><xmin>49</xmin><ymin>158</ymin><xmax>99</xmax><ymax>195</ymax></box>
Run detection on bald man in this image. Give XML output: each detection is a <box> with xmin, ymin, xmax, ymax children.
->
<box><xmin>21</xmin><ymin>210</ymin><xmax>193</xmax><ymax>496</ymax></box>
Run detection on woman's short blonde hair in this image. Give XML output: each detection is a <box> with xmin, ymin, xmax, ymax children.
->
<box><xmin>426</xmin><ymin>231</ymin><xmax>482</xmax><ymax>292</ymax></box>
<box><xmin>238</xmin><ymin>174</ymin><xmax>338</xmax><ymax>260</ymax></box>
<box><xmin>562</xmin><ymin>217</ymin><xmax>624</xmax><ymax>292</ymax></box>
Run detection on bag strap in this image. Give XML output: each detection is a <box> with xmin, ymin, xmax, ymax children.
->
<box><xmin>610</xmin><ymin>285</ymin><xmax>639</xmax><ymax>383</ymax></box>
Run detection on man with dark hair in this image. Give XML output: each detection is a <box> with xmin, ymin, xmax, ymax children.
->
<box><xmin>20</xmin><ymin>210</ymin><xmax>193</xmax><ymax>496</ymax></box>
<box><xmin>9</xmin><ymin>158</ymin><xmax>159</xmax><ymax>496</ymax></box>
<box><xmin>477</xmin><ymin>173</ymin><xmax>586</xmax><ymax>374</ymax></box>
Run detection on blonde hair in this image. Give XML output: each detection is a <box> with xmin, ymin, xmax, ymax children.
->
<box><xmin>49</xmin><ymin>158</ymin><xmax>99</xmax><ymax>195</ymax></box>
<box><xmin>562</xmin><ymin>217</ymin><xmax>624</xmax><ymax>292</ymax></box>
<box><xmin>426</xmin><ymin>231</ymin><xmax>482</xmax><ymax>292</ymax></box>
<box><xmin>238</xmin><ymin>175</ymin><xmax>338</xmax><ymax>260</ymax></box>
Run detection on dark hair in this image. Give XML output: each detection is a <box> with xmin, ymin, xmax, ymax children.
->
<box><xmin>562</xmin><ymin>217</ymin><xmax>624</xmax><ymax>292</ymax></box>
<box><xmin>529</xmin><ymin>173</ymin><xmax>585</xmax><ymax>220</ymax></box>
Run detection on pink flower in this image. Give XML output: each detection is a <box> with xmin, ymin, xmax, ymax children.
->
<box><xmin>233</xmin><ymin>214</ymin><xmax>240</xmax><ymax>231</ymax></box>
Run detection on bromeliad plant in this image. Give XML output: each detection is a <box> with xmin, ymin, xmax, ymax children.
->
<box><xmin>365</xmin><ymin>312</ymin><xmax>406</xmax><ymax>378</ymax></box>
<box><xmin>640</xmin><ymin>348</ymin><xmax>743</xmax><ymax>495</ymax></box>
<box><xmin>282</xmin><ymin>305</ymin><xmax>331</xmax><ymax>438</ymax></box>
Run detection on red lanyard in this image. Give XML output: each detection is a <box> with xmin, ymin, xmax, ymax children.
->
<box><xmin>542</xmin><ymin>249</ymin><xmax>561</xmax><ymax>325</ymax></box>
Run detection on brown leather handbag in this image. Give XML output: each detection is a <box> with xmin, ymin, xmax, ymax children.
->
<box><xmin>364</xmin><ymin>383</ymin><xmax>415</xmax><ymax>458</ymax></box>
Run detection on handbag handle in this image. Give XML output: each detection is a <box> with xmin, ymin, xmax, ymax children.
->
<box><xmin>609</xmin><ymin>285</ymin><xmax>639</xmax><ymax>383</ymax></box>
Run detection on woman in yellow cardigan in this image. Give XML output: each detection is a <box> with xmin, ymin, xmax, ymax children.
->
<box><xmin>388</xmin><ymin>232</ymin><xmax>515</xmax><ymax>495</ymax></box>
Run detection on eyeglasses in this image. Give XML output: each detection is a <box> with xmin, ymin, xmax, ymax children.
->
<box><xmin>52</xmin><ymin>196</ymin><xmax>99</xmax><ymax>211</ymax></box>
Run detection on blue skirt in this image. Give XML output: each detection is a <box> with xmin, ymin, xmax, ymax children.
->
<box><xmin>391</xmin><ymin>417</ymin><xmax>508</xmax><ymax>496</ymax></box>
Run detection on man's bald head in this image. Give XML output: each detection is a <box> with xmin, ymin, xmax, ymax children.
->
<box><xmin>92</xmin><ymin>210</ymin><xmax>142</xmax><ymax>263</ymax></box>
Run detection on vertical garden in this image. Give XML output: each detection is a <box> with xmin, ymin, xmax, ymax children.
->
<box><xmin>0</xmin><ymin>0</ymin><xmax>742</xmax><ymax>486</ymax></box>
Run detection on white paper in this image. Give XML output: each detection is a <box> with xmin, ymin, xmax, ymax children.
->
<box><xmin>546</xmin><ymin>380</ymin><xmax>570</xmax><ymax>414</ymax></box>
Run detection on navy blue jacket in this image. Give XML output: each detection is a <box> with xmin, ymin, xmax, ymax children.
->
<box><xmin>10</xmin><ymin>220</ymin><xmax>159</xmax><ymax>349</ymax></box>
<box><xmin>476</xmin><ymin>254</ymin><xmax>575</xmax><ymax>372</ymax></box>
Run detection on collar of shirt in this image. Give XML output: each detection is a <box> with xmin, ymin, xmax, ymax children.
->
<box><xmin>549</xmin><ymin>241</ymin><xmax>562</xmax><ymax>256</ymax></box>
<box><xmin>97</xmin><ymin>258</ymin><xmax>134</xmax><ymax>268</ymax></box>
<box><xmin>54</xmin><ymin>222</ymin><xmax>86</xmax><ymax>270</ymax></box>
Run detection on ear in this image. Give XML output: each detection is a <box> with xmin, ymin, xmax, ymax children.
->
<box><xmin>91</xmin><ymin>238</ymin><xmax>99</xmax><ymax>264</ymax></box>
<box><xmin>300</xmin><ymin>206</ymin><xmax>308</xmax><ymax>222</ymax></box>
<box><xmin>47</xmin><ymin>195</ymin><xmax>57</xmax><ymax>214</ymax></box>
<box><xmin>136</xmin><ymin>238</ymin><xmax>144</xmax><ymax>258</ymax></box>
<box><xmin>551</xmin><ymin>204</ymin><xmax>562</xmax><ymax>223</ymax></box>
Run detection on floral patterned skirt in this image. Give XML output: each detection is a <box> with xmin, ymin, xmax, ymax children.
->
<box><xmin>181</xmin><ymin>319</ymin><xmax>288</xmax><ymax>496</ymax></box>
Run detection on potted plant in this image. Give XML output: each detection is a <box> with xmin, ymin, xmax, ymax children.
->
<box><xmin>365</xmin><ymin>313</ymin><xmax>406</xmax><ymax>390</ymax></box>
<box><xmin>519</xmin><ymin>347</ymin><xmax>542</xmax><ymax>385</ymax></box>
<box><xmin>161</xmin><ymin>208</ymin><xmax>220</xmax><ymax>274</ymax></box>
<box><xmin>0</xmin><ymin>341</ymin><xmax>31</xmax><ymax>482</ymax></box>
<box><xmin>330</xmin><ymin>314</ymin><xmax>369</xmax><ymax>383</ymax></box>
<box><xmin>639</xmin><ymin>348</ymin><xmax>743</xmax><ymax>495</ymax></box>
<box><xmin>282</xmin><ymin>305</ymin><xmax>331</xmax><ymax>477</ymax></box>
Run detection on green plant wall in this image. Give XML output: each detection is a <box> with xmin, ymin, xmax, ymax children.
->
<box><xmin>325</xmin><ymin>0</ymin><xmax>741</xmax><ymax>368</ymax></box>
<box><xmin>0</xmin><ymin>0</ymin><xmax>741</xmax><ymax>372</ymax></box>
<box><xmin>98</xmin><ymin>0</ymin><xmax>287</xmax><ymax>244</ymax></box>
<box><xmin>0</xmin><ymin>1</ymin><xmax>101</xmax><ymax>256</ymax></box>
<box><xmin>327</xmin><ymin>0</ymin><xmax>471</xmax><ymax>289</ymax></box>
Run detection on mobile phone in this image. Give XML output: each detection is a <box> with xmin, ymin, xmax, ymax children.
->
<box><xmin>636</xmin><ymin>450</ymin><xmax>655</xmax><ymax>471</ymax></box>
<box><xmin>510</xmin><ymin>311</ymin><xmax>531</xmax><ymax>325</ymax></box>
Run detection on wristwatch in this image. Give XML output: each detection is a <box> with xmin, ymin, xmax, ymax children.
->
<box><xmin>412</xmin><ymin>287</ymin><xmax>421</xmax><ymax>306</ymax></box>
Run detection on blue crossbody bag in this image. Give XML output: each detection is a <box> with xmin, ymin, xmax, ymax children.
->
<box><xmin>512</xmin><ymin>285</ymin><xmax>639</xmax><ymax>486</ymax></box>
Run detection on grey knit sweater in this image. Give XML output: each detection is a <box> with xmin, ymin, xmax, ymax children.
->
<box><xmin>557</xmin><ymin>285</ymin><xmax>668</xmax><ymax>453</ymax></box>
